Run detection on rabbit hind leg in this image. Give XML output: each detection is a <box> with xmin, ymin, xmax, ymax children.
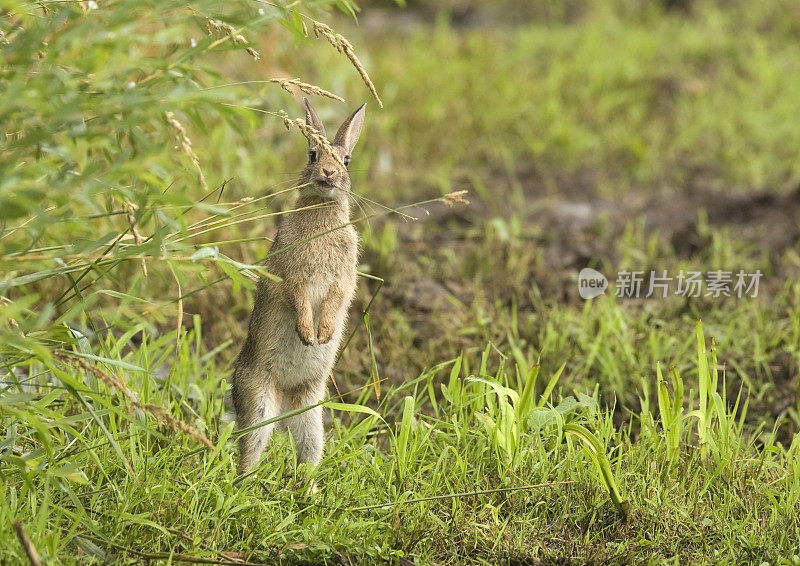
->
<box><xmin>282</xmin><ymin>379</ymin><xmax>326</xmax><ymax>467</ymax></box>
<box><xmin>233</xmin><ymin>366</ymin><xmax>278</xmax><ymax>474</ymax></box>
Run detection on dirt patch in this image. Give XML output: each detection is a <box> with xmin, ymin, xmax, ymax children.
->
<box><xmin>652</xmin><ymin>186</ymin><xmax>800</xmax><ymax>257</ymax></box>
<box><xmin>384</xmin><ymin>179</ymin><xmax>800</xmax><ymax>310</ymax></box>
<box><xmin>353</xmin><ymin>174</ymin><xmax>800</xmax><ymax>428</ymax></box>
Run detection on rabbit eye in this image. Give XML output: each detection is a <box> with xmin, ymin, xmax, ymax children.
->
<box><xmin>308</xmin><ymin>150</ymin><xmax>317</xmax><ymax>163</ymax></box>
<box><xmin>343</xmin><ymin>155</ymin><xmax>351</xmax><ymax>166</ymax></box>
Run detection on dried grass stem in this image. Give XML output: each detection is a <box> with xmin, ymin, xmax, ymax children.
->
<box><xmin>54</xmin><ymin>352</ymin><xmax>214</xmax><ymax>450</ymax></box>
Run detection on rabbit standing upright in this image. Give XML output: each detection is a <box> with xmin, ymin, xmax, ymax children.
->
<box><xmin>231</xmin><ymin>98</ymin><xmax>366</xmax><ymax>474</ymax></box>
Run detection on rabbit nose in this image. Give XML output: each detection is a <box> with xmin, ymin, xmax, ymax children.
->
<box><xmin>322</xmin><ymin>168</ymin><xmax>335</xmax><ymax>178</ymax></box>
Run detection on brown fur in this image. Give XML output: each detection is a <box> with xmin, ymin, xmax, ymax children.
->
<box><xmin>230</xmin><ymin>98</ymin><xmax>366</xmax><ymax>474</ymax></box>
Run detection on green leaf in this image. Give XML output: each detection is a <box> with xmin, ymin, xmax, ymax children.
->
<box><xmin>564</xmin><ymin>423</ymin><xmax>628</xmax><ymax>516</ymax></box>
<box><xmin>323</xmin><ymin>401</ymin><xmax>384</xmax><ymax>424</ymax></box>
<box><xmin>537</xmin><ymin>362</ymin><xmax>566</xmax><ymax>408</ymax></box>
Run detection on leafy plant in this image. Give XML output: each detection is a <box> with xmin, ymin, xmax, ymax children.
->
<box><xmin>0</xmin><ymin>0</ymin><xmax>378</xmax><ymax>366</ymax></box>
<box><xmin>0</xmin><ymin>0</ymin><xmax>381</xmax><ymax>502</ymax></box>
<box><xmin>461</xmin><ymin>345</ymin><xmax>628</xmax><ymax>515</ymax></box>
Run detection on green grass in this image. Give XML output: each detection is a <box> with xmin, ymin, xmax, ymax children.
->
<box><xmin>3</xmin><ymin>0</ymin><xmax>800</xmax><ymax>563</ymax></box>
<box><xmin>2</xmin><ymin>321</ymin><xmax>799</xmax><ymax>563</ymax></box>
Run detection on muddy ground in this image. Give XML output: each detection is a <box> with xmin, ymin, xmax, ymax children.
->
<box><xmin>341</xmin><ymin>173</ymin><xmax>800</xmax><ymax>438</ymax></box>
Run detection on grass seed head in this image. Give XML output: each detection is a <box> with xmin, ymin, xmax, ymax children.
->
<box><xmin>311</xmin><ymin>20</ymin><xmax>383</xmax><ymax>108</ymax></box>
<box><xmin>123</xmin><ymin>200</ymin><xmax>148</xmax><ymax>277</ymax></box>
<box><xmin>165</xmin><ymin>111</ymin><xmax>208</xmax><ymax>191</ymax></box>
<box><xmin>280</xmin><ymin>111</ymin><xmax>345</xmax><ymax>168</ymax></box>
<box><xmin>270</xmin><ymin>78</ymin><xmax>345</xmax><ymax>102</ymax></box>
<box><xmin>442</xmin><ymin>190</ymin><xmax>470</xmax><ymax>207</ymax></box>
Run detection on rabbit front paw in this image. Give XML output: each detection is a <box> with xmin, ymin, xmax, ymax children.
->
<box><xmin>296</xmin><ymin>318</ymin><xmax>316</xmax><ymax>346</ymax></box>
<box><xmin>317</xmin><ymin>320</ymin><xmax>334</xmax><ymax>344</ymax></box>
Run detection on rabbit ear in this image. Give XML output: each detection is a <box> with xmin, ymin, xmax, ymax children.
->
<box><xmin>304</xmin><ymin>97</ymin><xmax>326</xmax><ymax>145</ymax></box>
<box><xmin>333</xmin><ymin>103</ymin><xmax>366</xmax><ymax>155</ymax></box>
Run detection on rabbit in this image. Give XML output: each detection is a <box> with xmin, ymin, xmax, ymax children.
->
<box><xmin>230</xmin><ymin>97</ymin><xmax>366</xmax><ymax>475</ymax></box>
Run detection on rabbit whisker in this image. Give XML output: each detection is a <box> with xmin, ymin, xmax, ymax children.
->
<box><xmin>344</xmin><ymin>189</ymin><xmax>372</xmax><ymax>231</ymax></box>
<box><xmin>347</xmin><ymin>190</ymin><xmax>416</xmax><ymax>222</ymax></box>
